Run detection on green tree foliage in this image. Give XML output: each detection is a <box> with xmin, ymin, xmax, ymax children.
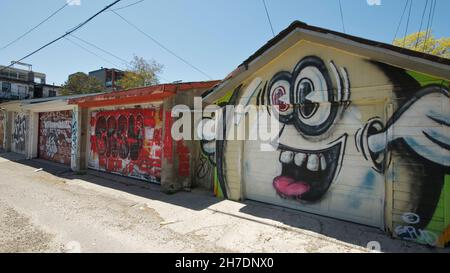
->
<box><xmin>60</xmin><ymin>72</ymin><xmax>105</xmax><ymax>96</ymax></box>
<box><xmin>117</xmin><ymin>55</ymin><xmax>163</xmax><ymax>90</ymax></box>
<box><xmin>394</xmin><ymin>31</ymin><xmax>450</xmax><ymax>58</ymax></box>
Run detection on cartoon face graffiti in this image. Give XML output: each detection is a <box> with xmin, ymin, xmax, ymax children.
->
<box><xmin>256</xmin><ymin>56</ymin><xmax>449</xmax><ymax>209</ymax></box>
<box><xmin>267</xmin><ymin>56</ymin><xmax>351</xmax><ymax>202</ymax></box>
<box><xmin>200</xmin><ymin>54</ymin><xmax>449</xmax><ymax>234</ymax></box>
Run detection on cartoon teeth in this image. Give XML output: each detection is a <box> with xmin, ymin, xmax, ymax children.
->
<box><xmin>307</xmin><ymin>154</ymin><xmax>319</xmax><ymax>171</ymax></box>
<box><xmin>280</xmin><ymin>151</ymin><xmax>294</xmax><ymax>163</ymax></box>
<box><xmin>294</xmin><ymin>152</ymin><xmax>307</xmax><ymax>166</ymax></box>
<box><xmin>280</xmin><ymin>150</ymin><xmax>327</xmax><ymax>172</ymax></box>
<box><xmin>320</xmin><ymin>155</ymin><xmax>327</xmax><ymax>171</ymax></box>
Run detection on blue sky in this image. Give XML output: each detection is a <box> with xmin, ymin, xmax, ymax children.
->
<box><xmin>0</xmin><ymin>0</ymin><xmax>448</xmax><ymax>85</ymax></box>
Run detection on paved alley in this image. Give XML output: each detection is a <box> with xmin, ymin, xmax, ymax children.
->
<box><xmin>0</xmin><ymin>154</ymin><xmax>447</xmax><ymax>253</ymax></box>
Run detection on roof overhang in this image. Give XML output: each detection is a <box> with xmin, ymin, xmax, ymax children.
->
<box><xmin>22</xmin><ymin>99</ymin><xmax>76</xmax><ymax>112</ymax></box>
<box><xmin>0</xmin><ymin>101</ymin><xmax>23</xmax><ymax>112</ymax></box>
<box><xmin>204</xmin><ymin>22</ymin><xmax>450</xmax><ymax>103</ymax></box>
<box><xmin>69</xmin><ymin>81</ymin><xmax>220</xmax><ymax>108</ymax></box>
<box><xmin>0</xmin><ymin>93</ymin><xmax>98</xmax><ymax>112</ymax></box>
<box><xmin>71</xmin><ymin>92</ymin><xmax>174</xmax><ymax>108</ymax></box>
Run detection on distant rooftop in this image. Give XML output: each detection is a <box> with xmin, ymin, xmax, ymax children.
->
<box><xmin>68</xmin><ymin>80</ymin><xmax>220</xmax><ymax>108</ymax></box>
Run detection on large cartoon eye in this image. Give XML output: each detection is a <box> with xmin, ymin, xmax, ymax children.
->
<box><xmin>267</xmin><ymin>71</ymin><xmax>293</xmax><ymax>123</ymax></box>
<box><xmin>294</xmin><ymin>67</ymin><xmax>331</xmax><ymax>125</ymax></box>
<box><xmin>291</xmin><ymin>56</ymin><xmax>339</xmax><ymax>137</ymax></box>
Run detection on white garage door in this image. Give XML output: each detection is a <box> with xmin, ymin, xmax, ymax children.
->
<box><xmin>243</xmin><ymin>107</ymin><xmax>385</xmax><ymax>228</ymax></box>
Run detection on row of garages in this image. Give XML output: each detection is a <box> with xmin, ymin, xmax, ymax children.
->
<box><xmin>0</xmin><ymin>22</ymin><xmax>449</xmax><ymax>248</ymax></box>
<box><xmin>0</xmin><ymin>81</ymin><xmax>218</xmax><ymax>192</ymax></box>
<box><xmin>0</xmin><ymin>97</ymin><xmax>77</xmax><ymax>166</ymax></box>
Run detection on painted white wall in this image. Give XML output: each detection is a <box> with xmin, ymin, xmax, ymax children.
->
<box><xmin>28</xmin><ymin>111</ymin><xmax>39</xmax><ymax>159</ymax></box>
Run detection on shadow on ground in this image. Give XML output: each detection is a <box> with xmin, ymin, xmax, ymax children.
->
<box><xmin>14</xmin><ymin>157</ymin><xmax>220</xmax><ymax>212</ymax></box>
<box><xmin>2</xmin><ymin>153</ymin><xmax>448</xmax><ymax>253</ymax></box>
<box><xmin>238</xmin><ymin>200</ymin><xmax>448</xmax><ymax>252</ymax></box>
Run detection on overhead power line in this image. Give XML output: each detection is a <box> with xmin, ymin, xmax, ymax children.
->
<box><xmin>69</xmin><ymin>34</ymin><xmax>129</xmax><ymax>65</ymax></box>
<box><xmin>393</xmin><ymin>0</ymin><xmax>410</xmax><ymax>43</ymax></box>
<box><xmin>0</xmin><ymin>2</ymin><xmax>69</xmax><ymax>52</ymax></box>
<box><xmin>338</xmin><ymin>0</ymin><xmax>346</xmax><ymax>33</ymax></box>
<box><xmin>262</xmin><ymin>0</ymin><xmax>275</xmax><ymax>37</ymax></box>
<box><xmin>428</xmin><ymin>0</ymin><xmax>437</xmax><ymax>37</ymax></box>
<box><xmin>109</xmin><ymin>0</ymin><xmax>145</xmax><ymax>11</ymax></box>
<box><xmin>0</xmin><ymin>0</ymin><xmax>123</xmax><ymax>73</ymax></box>
<box><xmin>64</xmin><ymin>36</ymin><xmax>124</xmax><ymax>69</ymax></box>
<box><xmin>111</xmin><ymin>10</ymin><xmax>213</xmax><ymax>80</ymax></box>
<box><xmin>423</xmin><ymin>0</ymin><xmax>437</xmax><ymax>52</ymax></box>
<box><xmin>402</xmin><ymin>0</ymin><xmax>413</xmax><ymax>47</ymax></box>
<box><xmin>429</xmin><ymin>0</ymin><xmax>438</xmax><ymax>32</ymax></box>
<box><xmin>424</xmin><ymin>0</ymin><xmax>434</xmax><ymax>39</ymax></box>
<box><xmin>66</xmin><ymin>35</ymin><xmax>172</xmax><ymax>83</ymax></box>
<box><xmin>415</xmin><ymin>0</ymin><xmax>429</xmax><ymax>49</ymax></box>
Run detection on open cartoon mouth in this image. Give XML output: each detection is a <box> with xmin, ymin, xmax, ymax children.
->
<box><xmin>273</xmin><ymin>134</ymin><xmax>347</xmax><ymax>202</ymax></box>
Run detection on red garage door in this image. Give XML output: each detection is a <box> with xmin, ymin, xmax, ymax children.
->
<box><xmin>38</xmin><ymin>110</ymin><xmax>72</xmax><ymax>165</ymax></box>
<box><xmin>88</xmin><ymin>108</ymin><xmax>163</xmax><ymax>183</ymax></box>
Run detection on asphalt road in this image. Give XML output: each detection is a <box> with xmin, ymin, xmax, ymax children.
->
<box><xmin>0</xmin><ymin>155</ymin><xmax>448</xmax><ymax>253</ymax></box>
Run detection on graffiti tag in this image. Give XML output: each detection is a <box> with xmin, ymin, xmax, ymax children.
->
<box><xmin>395</xmin><ymin>212</ymin><xmax>438</xmax><ymax>246</ymax></box>
<box><xmin>90</xmin><ymin>109</ymin><xmax>162</xmax><ymax>182</ymax></box>
<box><xmin>12</xmin><ymin>113</ymin><xmax>27</xmax><ymax>153</ymax></box>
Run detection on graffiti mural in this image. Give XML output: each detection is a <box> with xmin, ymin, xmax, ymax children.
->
<box><xmin>267</xmin><ymin>56</ymin><xmax>351</xmax><ymax>202</ymax></box>
<box><xmin>12</xmin><ymin>112</ymin><xmax>28</xmax><ymax>154</ymax></box>
<box><xmin>201</xmin><ymin>43</ymin><xmax>450</xmax><ymax>246</ymax></box>
<box><xmin>71</xmin><ymin>109</ymin><xmax>78</xmax><ymax>170</ymax></box>
<box><xmin>0</xmin><ymin>111</ymin><xmax>5</xmax><ymax>151</ymax></box>
<box><xmin>163</xmin><ymin>110</ymin><xmax>173</xmax><ymax>163</ymax></box>
<box><xmin>395</xmin><ymin>212</ymin><xmax>438</xmax><ymax>246</ymax></box>
<box><xmin>89</xmin><ymin>108</ymin><xmax>162</xmax><ymax>183</ymax></box>
<box><xmin>196</xmin><ymin>156</ymin><xmax>211</xmax><ymax>179</ymax></box>
<box><xmin>38</xmin><ymin>110</ymin><xmax>72</xmax><ymax>165</ymax></box>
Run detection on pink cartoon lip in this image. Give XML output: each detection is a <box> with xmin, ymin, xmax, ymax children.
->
<box><xmin>273</xmin><ymin>135</ymin><xmax>346</xmax><ymax>202</ymax></box>
<box><xmin>273</xmin><ymin>176</ymin><xmax>311</xmax><ymax>198</ymax></box>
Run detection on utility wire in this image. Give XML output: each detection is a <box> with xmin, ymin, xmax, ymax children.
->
<box><xmin>111</xmin><ymin>10</ymin><xmax>213</xmax><ymax>80</ymax></box>
<box><xmin>423</xmin><ymin>0</ymin><xmax>437</xmax><ymax>52</ymax></box>
<box><xmin>393</xmin><ymin>0</ymin><xmax>410</xmax><ymax>43</ymax></box>
<box><xmin>262</xmin><ymin>0</ymin><xmax>275</xmax><ymax>37</ymax></box>
<box><xmin>0</xmin><ymin>0</ymin><xmax>122</xmax><ymax>73</ymax></box>
<box><xmin>0</xmin><ymin>2</ymin><xmax>69</xmax><ymax>52</ymax></box>
<box><xmin>69</xmin><ymin>34</ymin><xmax>129</xmax><ymax>65</ymax></box>
<box><xmin>64</xmin><ymin>36</ymin><xmax>124</xmax><ymax>69</ymax></box>
<box><xmin>69</xmin><ymin>31</ymin><xmax>175</xmax><ymax>83</ymax></box>
<box><xmin>429</xmin><ymin>0</ymin><xmax>437</xmax><ymax>32</ymax></box>
<box><xmin>428</xmin><ymin>0</ymin><xmax>437</xmax><ymax>41</ymax></box>
<box><xmin>402</xmin><ymin>0</ymin><xmax>413</xmax><ymax>47</ymax></box>
<box><xmin>422</xmin><ymin>0</ymin><xmax>433</xmax><ymax>50</ymax></box>
<box><xmin>338</xmin><ymin>0</ymin><xmax>346</xmax><ymax>33</ymax></box>
<box><xmin>414</xmin><ymin>0</ymin><xmax>429</xmax><ymax>49</ymax></box>
<box><xmin>66</xmin><ymin>36</ymin><xmax>172</xmax><ymax>83</ymax></box>
<box><xmin>109</xmin><ymin>0</ymin><xmax>145</xmax><ymax>11</ymax></box>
